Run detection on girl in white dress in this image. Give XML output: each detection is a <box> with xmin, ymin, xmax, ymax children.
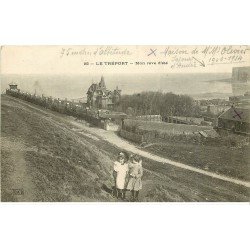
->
<box><xmin>113</xmin><ymin>152</ymin><xmax>129</xmax><ymax>200</ymax></box>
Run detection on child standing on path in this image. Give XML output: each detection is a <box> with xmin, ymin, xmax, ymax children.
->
<box><xmin>113</xmin><ymin>152</ymin><xmax>129</xmax><ymax>200</ymax></box>
<box><xmin>127</xmin><ymin>155</ymin><xmax>143</xmax><ymax>201</ymax></box>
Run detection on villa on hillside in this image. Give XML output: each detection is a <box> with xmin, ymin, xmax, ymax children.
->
<box><xmin>86</xmin><ymin>76</ymin><xmax>121</xmax><ymax>109</ymax></box>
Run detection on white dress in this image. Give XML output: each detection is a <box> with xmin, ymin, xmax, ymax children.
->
<box><xmin>114</xmin><ymin>161</ymin><xmax>128</xmax><ymax>189</ymax></box>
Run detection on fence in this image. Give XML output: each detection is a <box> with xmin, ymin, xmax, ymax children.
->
<box><xmin>135</xmin><ymin>115</ymin><xmax>162</xmax><ymax>122</ymax></box>
<box><xmin>119</xmin><ymin>130</ymin><xmax>144</xmax><ymax>143</ymax></box>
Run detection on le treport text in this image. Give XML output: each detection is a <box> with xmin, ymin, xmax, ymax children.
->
<box><xmin>83</xmin><ymin>61</ymin><xmax>168</xmax><ymax>66</ymax></box>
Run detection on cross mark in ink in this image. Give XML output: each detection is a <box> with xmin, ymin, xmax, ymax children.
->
<box><xmin>148</xmin><ymin>48</ymin><xmax>157</xmax><ymax>56</ymax></box>
<box><xmin>232</xmin><ymin>106</ymin><xmax>243</xmax><ymax>119</ymax></box>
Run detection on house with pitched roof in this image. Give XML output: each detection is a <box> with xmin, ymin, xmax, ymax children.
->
<box><xmin>217</xmin><ymin>106</ymin><xmax>250</xmax><ymax>135</ymax></box>
<box><xmin>86</xmin><ymin>76</ymin><xmax>121</xmax><ymax>109</ymax></box>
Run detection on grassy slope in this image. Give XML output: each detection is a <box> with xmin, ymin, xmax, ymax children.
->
<box><xmin>78</xmin><ymin>134</ymin><xmax>250</xmax><ymax>202</ymax></box>
<box><xmin>143</xmin><ymin>142</ymin><xmax>250</xmax><ymax>182</ymax></box>
<box><xmin>1</xmin><ymin>96</ymin><xmax>249</xmax><ymax>202</ymax></box>
<box><xmin>124</xmin><ymin>120</ymin><xmax>250</xmax><ymax>182</ymax></box>
<box><xmin>1</xmin><ymin>97</ymin><xmax>114</xmax><ymax>201</ymax></box>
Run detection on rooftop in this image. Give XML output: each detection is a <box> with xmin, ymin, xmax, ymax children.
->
<box><xmin>218</xmin><ymin>106</ymin><xmax>250</xmax><ymax>123</ymax></box>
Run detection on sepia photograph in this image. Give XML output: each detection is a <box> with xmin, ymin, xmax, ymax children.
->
<box><xmin>1</xmin><ymin>2</ymin><xmax>250</xmax><ymax>250</ymax></box>
<box><xmin>1</xmin><ymin>45</ymin><xmax>250</xmax><ymax>202</ymax></box>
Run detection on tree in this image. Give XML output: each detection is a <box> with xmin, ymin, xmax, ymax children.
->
<box><xmin>115</xmin><ymin>91</ymin><xmax>202</xmax><ymax>118</ymax></box>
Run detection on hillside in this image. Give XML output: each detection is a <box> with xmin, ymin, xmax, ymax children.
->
<box><xmin>1</xmin><ymin>96</ymin><xmax>114</xmax><ymax>201</ymax></box>
<box><xmin>1</xmin><ymin>95</ymin><xmax>249</xmax><ymax>202</ymax></box>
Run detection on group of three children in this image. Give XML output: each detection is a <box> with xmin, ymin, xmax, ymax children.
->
<box><xmin>113</xmin><ymin>152</ymin><xmax>143</xmax><ymax>201</ymax></box>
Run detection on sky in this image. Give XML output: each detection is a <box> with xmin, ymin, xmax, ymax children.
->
<box><xmin>1</xmin><ymin>73</ymin><xmax>233</xmax><ymax>100</ymax></box>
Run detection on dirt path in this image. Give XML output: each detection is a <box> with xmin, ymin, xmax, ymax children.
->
<box><xmin>5</xmin><ymin>95</ymin><xmax>250</xmax><ymax>189</ymax></box>
<box><xmin>68</xmin><ymin>120</ymin><xmax>250</xmax><ymax>188</ymax></box>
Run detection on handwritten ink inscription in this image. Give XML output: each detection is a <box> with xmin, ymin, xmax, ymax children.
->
<box><xmin>59</xmin><ymin>45</ymin><xmax>249</xmax><ymax>70</ymax></box>
<box><xmin>60</xmin><ymin>46</ymin><xmax>132</xmax><ymax>58</ymax></box>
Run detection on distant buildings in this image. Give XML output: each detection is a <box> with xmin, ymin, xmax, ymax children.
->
<box><xmin>6</xmin><ymin>82</ymin><xmax>127</xmax><ymax>132</ymax></box>
<box><xmin>86</xmin><ymin>76</ymin><xmax>121</xmax><ymax>109</ymax></box>
<box><xmin>217</xmin><ymin>106</ymin><xmax>250</xmax><ymax>135</ymax></box>
<box><xmin>197</xmin><ymin>67</ymin><xmax>250</xmax><ymax>134</ymax></box>
<box><xmin>198</xmin><ymin>99</ymin><xmax>230</xmax><ymax>117</ymax></box>
<box><xmin>229</xmin><ymin>92</ymin><xmax>250</xmax><ymax>106</ymax></box>
<box><xmin>164</xmin><ymin>116</ymin><xmax>205</xmax><ymax>125</ymax></box>
<box><xmin>8</xmin><ymin>83</ymin><xmax>19</xmax><ymax>92</ymax></box>
<box><xmin>207</xmin><ymin>105</ymin><xmax>229</xmax><ymax>115</ymax></box>
<box><xmin>216</xmin><ymin>67</ymin><xmax>250</xmax><ymax>135</ymax></box>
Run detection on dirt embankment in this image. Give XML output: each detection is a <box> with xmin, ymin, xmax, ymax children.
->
<box><xmin>1</xmin><ymin>95</ymin><xmax>250</xmax><ymax>202</ymax></box>
<box><xmin>1</xmin><ymin>96</ymin><xmax>115</xmax><ymax>201</ymax></box>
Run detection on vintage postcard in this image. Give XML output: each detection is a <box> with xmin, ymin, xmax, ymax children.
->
<box><xmin>1</xmin><ymin>45</ymin><xmax>250</xmax><ymax>202</ymax></box>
